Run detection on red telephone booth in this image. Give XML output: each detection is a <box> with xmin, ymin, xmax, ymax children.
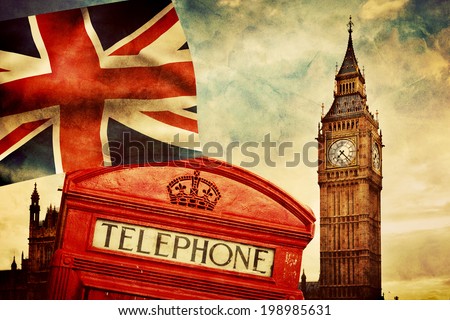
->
<box><xmin>48</xmin><ymin>158</ymin><xmax>315</xmax><ymax>299</ymax></box>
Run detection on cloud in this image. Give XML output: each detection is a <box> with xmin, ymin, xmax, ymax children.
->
<box><xmin>361</xmin><ymin>26</ymin><xmax>448</xmax><ymax>99</ymax></box>
<box><xmin>217</xmin><ymin>0</ymin><xmax>242</xmax><ymax>8</ymax></box>
<box><xmin>385</xmin><ymin>202</ymin><xmax>450</xmax><ymax>223</ymax></box>
<box><xmin>354</xmin><ymin>7</ymin><xmax>450</xmax><ymax>236</ymax></box>
<box><xmin>383</xmin><ymin>277</ymin><xmax>450</xmax><ymax>299</ymax></box>
<box><xmin>430</xmin><ymin>26</ymin><xmax>450</xmax><ymax>62</ymax></box>
<box><xmin>382</xmin><ymin>227</ymin><xmax>450</xmax><ymax>281</ymax></box>
<box><xmin>0</xmin><ymin>163</ymin><xmax>55</xmax><ymax>186</ymax></box>
<box><xmin>360</xmin><ymin>0</ymin><xmax>410</xmax><ymax>20</ymax></box>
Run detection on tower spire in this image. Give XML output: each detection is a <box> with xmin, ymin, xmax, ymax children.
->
<box><xmin>322</xmin><ymin>15</ymin><xmax>369</xmax><ymax>120</ymax></box>
<box><xmin>31</xmin><ymin>182</ymin><xmax>39</xmax><ymax>203</ymax></box>
<box><xmin>30</xmin><ymin>183</ymin><xmax>40</xmax><ymax>227</ymax></box>
<box><xmin>336</xmin><ymin>15</ymin><xmax>361</xmax><ymax>77</ymax></box>
<box><xmin>347</xmin><ymin>15</ymin><xmax>354</xmax><ymax>34</ymax></box>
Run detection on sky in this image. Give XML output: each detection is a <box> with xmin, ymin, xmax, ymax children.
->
<box><xmin>0</xmin><ymin>0</ymin><xmax>449</xmax><ymax>300</ymax></box>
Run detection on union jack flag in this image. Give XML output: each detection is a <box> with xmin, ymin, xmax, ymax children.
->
<box><xmin>0</xmin><ymin>0</ymin><xmax>200</xmax><ymax>185</ymax></box>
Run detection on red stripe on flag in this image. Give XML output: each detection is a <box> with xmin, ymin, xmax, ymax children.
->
<box><xmin>141</xmin><ymin>111</ymin><xmax>198</xmax><ymax>133</ymax></box>
<box><xmin>0</xmin><ymin>61</ymin><xmax>196</xmax><ymax>116</ymax></box>
<box><xmin>59</xmin><ymin>101</ymin><xmax>104</xmax><ymax>171</ymax></box>
<box><xmin>0</xmin><ymin>119</ymin><xmax>49</xmax><ymax>155</ymax></box>
<box><xmin>111</xmin><ymin>7</ymin><xmax>179</xmax><ymax>56</ymax></box>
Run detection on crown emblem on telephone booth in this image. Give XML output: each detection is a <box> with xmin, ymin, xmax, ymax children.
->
<box><xmin>167</xmin><ymin>170</ymin><xmax>221</xmax><ymax>211</ymax></box>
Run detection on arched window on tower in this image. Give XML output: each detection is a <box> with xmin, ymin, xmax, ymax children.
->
<box><xmin>45</xmin><ymin>244</ymin><xmax>53</xmax><ymax>267</ymax></box>
<box><xmin>37</xmin><ymin>248</ymin><xmax>41</xmax><ymax>269</ymax></box>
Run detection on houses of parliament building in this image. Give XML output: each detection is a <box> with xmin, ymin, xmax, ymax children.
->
<box><xmin>0</xmin><ymin>183</ymin><xmax>58</xmax><ymax>299</ymax></box>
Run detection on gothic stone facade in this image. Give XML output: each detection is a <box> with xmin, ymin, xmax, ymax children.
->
<box><xmin>0</xmin><ymin>184</ymin><xmax>58</xmax><ymax>299</ymax></box>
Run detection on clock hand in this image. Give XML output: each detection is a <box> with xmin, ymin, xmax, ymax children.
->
<box><xmin>339</xmin><ymin>149</ymin><xmax>351</xmax><ymax>161</ymax></box>
<box><xmin>336</xmin><ymin>149</ymin><xmax>345</xmax><ymax>159</ymax></box>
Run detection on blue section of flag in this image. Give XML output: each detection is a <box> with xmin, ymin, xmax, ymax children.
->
<box><xmin>106</xmin><ymin>118</ymin><xmax>201</xmax><ymax>166</ymax></box>
<box><xmin>89</xmin><ymin>0</ymin><xmax>171</xmax><ymax>51</ymax></box>
<box><xmin>0</xmin><ymin>126</ymin><xmax>55</xmax><ymax>185</ymax></box>
<box><xmin>0</xmin><ymin>17</ymin><xmax>39</xmax><ymax>57</ymax></box>
<box><xmin>184</xmin><ymin>106</ymin><xmax>197</xmax><ymax>113</ymax></box>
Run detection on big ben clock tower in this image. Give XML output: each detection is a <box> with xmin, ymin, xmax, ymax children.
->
<box><xmin>317</xmin><ymin>17</ymin><xmax>382</xmax><ymax>299</ymax></box>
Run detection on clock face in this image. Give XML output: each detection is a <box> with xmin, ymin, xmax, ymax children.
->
<box><xmin>328</xmin><ymin>139</ymin><xmax>356</xmax><ymax>167</ymax></box>
<box><xmin>372</xmin><ymin>142</ymin><xmax>381</xmax><ymax>170</ymax></box>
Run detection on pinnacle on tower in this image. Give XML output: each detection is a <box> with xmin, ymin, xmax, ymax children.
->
<box><xmin>31</xmin><ymin>182</ymin><xmax>40</xmax><ymax>204</ymax></box>
<box><xmin>11</xmin><ymin>256</ymin><xmax>17</xmax><ymax>271</ymax></box>
<box><xmin>347</xmin><ymin>15</ymin><xmax>354</xmax><ymax>33</ymax></box>
<box><xmin>30</xmin><ymin>182</ymin><xmax>41</xmax><ymax>227</ymax></box>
